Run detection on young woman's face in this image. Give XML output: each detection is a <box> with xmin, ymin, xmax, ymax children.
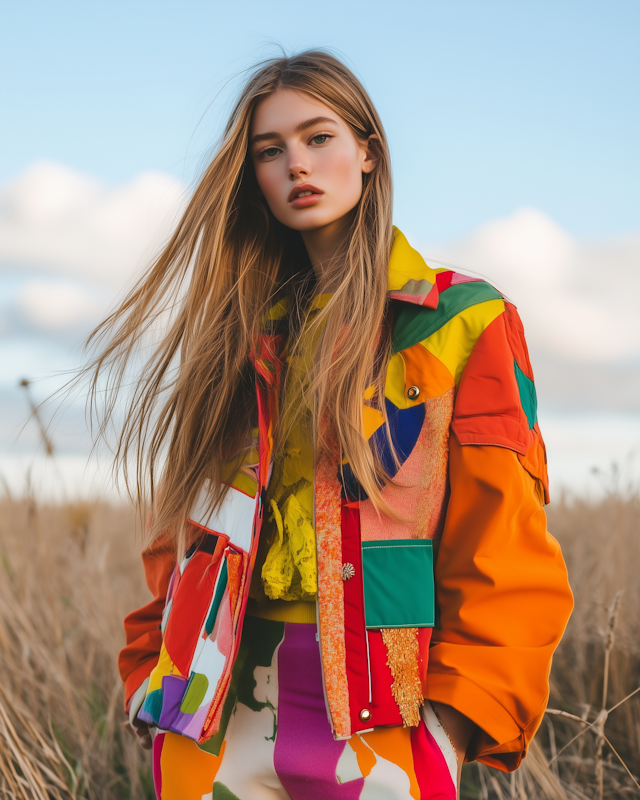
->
<box><xmin>249</xmin><ymin>88</ymin><xmax>377</xmax><ymax>233</ymax></box>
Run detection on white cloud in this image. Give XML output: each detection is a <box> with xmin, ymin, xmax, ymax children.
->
<box><xmin>0</xmin><ymin>161</ymin><xmax>187</xmax><ymax>288</ymax></box>
<box><xmin>421</xmin><ymin>208</ymin><xmax>640</xmax><ymax>363</ymax></box>
<box><xmin>17</xmin><ymin>279</ymin><xmax>107</xmax><ymax>330</ymax></box>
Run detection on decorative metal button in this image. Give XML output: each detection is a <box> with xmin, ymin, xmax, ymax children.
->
<box><xmin>341</xmin><ymin>562</ymin><xmax>356</xmax><ymax>581</ymax></box>
<box><xmin>359</xmin><ymin>708</ymin><xmax>372</xmax><ymax>723</ymax></box>
<box><xmin>407</xmin><ymin>385</ymin><xmax>420</xmax><ymax>400</ymax></box>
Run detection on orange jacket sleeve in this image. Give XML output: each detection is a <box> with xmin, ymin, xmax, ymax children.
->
<box><xmin>118</xmin><ymin>533</ymin><xmax>175</xmax><ymax>710</ymax></box>
<box><xmin>425</xmin><ymin>305</ymin><xmax>573</xmax><ymax>771</ymax></box>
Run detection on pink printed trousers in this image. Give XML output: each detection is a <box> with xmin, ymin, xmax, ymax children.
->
<box><xmin>151</xmin><ymin>615</ymin><xmax>457</xmax><ymax>799</ymax></box>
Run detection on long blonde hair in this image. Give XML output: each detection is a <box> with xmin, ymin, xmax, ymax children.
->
<box><xmin>86</xmin><ymin>50</ymin><xmax>394</xmax><ymax>551</ymax></box>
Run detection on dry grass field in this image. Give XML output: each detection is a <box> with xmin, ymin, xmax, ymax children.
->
<box><xmin>0</xmin><ymin>485</ymin><xmax>638</xmax><ymax>799</ymax></box>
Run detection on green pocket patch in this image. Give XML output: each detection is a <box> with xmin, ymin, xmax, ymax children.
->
<box><xmin>361</xmin><ymin>539</ymin><xmax>434</xmax><ymax>629</ymax></box>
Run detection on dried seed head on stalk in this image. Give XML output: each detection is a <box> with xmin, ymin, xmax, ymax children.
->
<box><xmin>18</xmin><ymin>378</ymin><xmax>55</xmax><ymax>458</ymax></box>
<box><xmin>604</xmin><ymin>591</ymin><xmax>622</xmax><ymax>655</ymax></box>
<box><xmin>602</xmin><ymin>591</ymin><xmax>623</xmax><ymax>712</ymax></box>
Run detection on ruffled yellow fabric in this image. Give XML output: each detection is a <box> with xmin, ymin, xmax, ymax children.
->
<box><xmin>255</xmin><ymin>293</ymin><xmax>331</xmax><ymax>603</ymax></box>
<box><xmin>262</xmin><ymin>491</ymin><xmax>317</xmax><ymax>600</ymax></box>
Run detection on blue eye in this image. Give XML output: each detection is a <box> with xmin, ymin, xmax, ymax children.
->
<box><xmin>263</xmin><ymin>147</ymin><xmax>280</xmax><ymax>158</ymax></box>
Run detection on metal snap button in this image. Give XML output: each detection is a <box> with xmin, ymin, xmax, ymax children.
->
<box><xmin>359</xmin><ymin>708</ymin><xmax>372</xmax><ymax>722</ymax></box>
<box><xmin>407</xmin><ymin>386</ymin><xmax>420</xmax><ymax>400</ymax></box>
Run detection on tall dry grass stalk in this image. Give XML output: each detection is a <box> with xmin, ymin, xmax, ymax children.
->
<box><xmin>0</xmin><ymin>485</ymin><xmax>638</xmax><ymax>798</ymax></box>
<box><xmin>0</xmin><ymin>497</ymin><xmax>152</xmax><ymax>799</ymax></box>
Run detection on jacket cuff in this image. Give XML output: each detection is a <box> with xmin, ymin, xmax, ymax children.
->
<box><xmin>123</xmin><ymin>659</ymin><xmax>158</xmax><ymax>712</ymax></box>
<box><xmin>425</xmin><ymin>671</ymin><xmax>526</xmax><ymax>771</ymax></box>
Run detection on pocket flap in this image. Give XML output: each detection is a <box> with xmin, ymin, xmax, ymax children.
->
<box><xmin>362</xmin><ymin>539</ymin><xmax>434</xmax><ymax>629</ymax></box>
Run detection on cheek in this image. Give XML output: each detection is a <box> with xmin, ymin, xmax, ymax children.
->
<box><xmin>328</xmin><ymin>147</ymin><xmax>364</xmax><ymax>201</ymax></box>
<box><xmin>255</xmin><ymin>164</ymin><xmax>283</xmax><ymax>208</ymax></box>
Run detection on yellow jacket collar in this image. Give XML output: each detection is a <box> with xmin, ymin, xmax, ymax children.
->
<box><xmin>387</xmin><ymin>227</ymin><xmax>445</xmax><ymax>308</ymax></box>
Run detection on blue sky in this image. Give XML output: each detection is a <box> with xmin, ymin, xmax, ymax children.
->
<box><xmin>1</xmin><ymin>0</ymin><xmax>638</xmax><ymax>243</ymax></box>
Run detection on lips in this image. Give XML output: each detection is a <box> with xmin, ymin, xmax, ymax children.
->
<box><xmin>288</xmin><ymin>184</ymin><xmax>323</xmax><ymax>208</ymax></box>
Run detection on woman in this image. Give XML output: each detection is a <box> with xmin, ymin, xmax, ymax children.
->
<box><xmin>104</xmin><ymin>52</ymin><xmax>573</xmax><ymax>799</ymax></box>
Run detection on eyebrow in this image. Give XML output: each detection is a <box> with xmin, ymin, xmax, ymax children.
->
<box><xmin>249</xmin><ymin>116</ymin><xmax>339</xmax><ymax>146</ymax></box>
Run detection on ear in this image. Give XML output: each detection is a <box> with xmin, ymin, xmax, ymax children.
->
<box><xmin>361</xmin><ymin>134</ymin><xmax>380</xmax><ymax>175</ymax></box>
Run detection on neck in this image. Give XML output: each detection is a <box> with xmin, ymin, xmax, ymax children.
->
<box><xmin>300</xmin><ymin>214</ymin><xmax>351</xmax><ymax>292</ymax></box>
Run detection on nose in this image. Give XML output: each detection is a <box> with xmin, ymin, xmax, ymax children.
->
<box><xmin>287</xmin><ymin>144</ymin><xmax>310</xmax><ymax>181</ymax></box>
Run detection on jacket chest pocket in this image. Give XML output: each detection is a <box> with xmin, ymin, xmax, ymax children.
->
<box><xmin>362</xmin><ymin>539</ymin><xmax>435</xmax><ymax>629</ymax></box>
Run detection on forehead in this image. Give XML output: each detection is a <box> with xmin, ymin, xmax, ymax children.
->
<box><xmin>250</xmin><ymin>88</ymin><xmax>342</xmax><ymax>136</ymax></box>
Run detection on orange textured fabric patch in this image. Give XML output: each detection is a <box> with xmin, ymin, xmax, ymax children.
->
<box><xmin>315</xmin><ymin>437</ymin><xmax>351</xmax><ymax>738</ymax></box>
<box><xmin>226</xmin><ymin>551</ymin><xmax>243</xmax><ymax>615</ymax></box>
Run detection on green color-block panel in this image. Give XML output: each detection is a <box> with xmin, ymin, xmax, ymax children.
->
<box><xmin>212</xmin><ymin>782</ymin><xmax>241</xmax><ymax>800</ymax></box>
<box><xmin>362</xmin><ymin>539</ymin><xmax>434</xmax><ymax>628</ymax></box>
<box><xmin>392</xmin><ymin>281</ymin><xmax>503</xmax><ymax>354</ymax></box>
<box><xmin>514</xmin><ymin>360</ymin><xmax>537</xmax><ymax>429</ymax></box>
<box><xmin>180</xmin><ymin>672</ymin><xmax>209</xmax><ymax>714</ymax></box>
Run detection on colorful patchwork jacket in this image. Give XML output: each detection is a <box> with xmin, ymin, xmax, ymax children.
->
<box><xmin>118</xmin><ymin>229</ymin><xmax>573</xmax><ymax>771</ymax></box>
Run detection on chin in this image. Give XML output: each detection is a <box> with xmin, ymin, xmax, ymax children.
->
<box><xmin>289</xmin><ymin>212</ymin><xmax>350</xmax><ymax>232</ymax></box>
<box><xmin>279</xmin><ymin>216</ymin><xmax>328</xmax><ymax>232</ymax></box>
